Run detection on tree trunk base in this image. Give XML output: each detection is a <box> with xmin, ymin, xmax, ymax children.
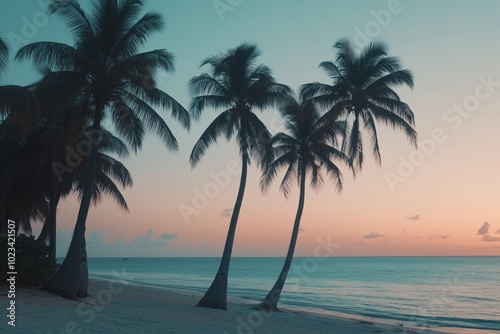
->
<box><xmin>42</xmin><ymin>274</ymin><xmax>79</xmax><ymax>300</ymax></box>
<box><xmin>196</xmin><ymin>272</ymin><xmax>228</xmax><ymax>310</ymax></box>
<box><xmin>252</xmin><ymin>300</ymin><xmax>279</xmax><ymax>313</ymax></box>
<box><xmin>196</xmin><ymin>297</ymin><xmax>227</xmax><ymax>310</ymax></box>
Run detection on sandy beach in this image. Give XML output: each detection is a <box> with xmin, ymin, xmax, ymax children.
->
<box><xmin>1</xmin><ymin>279</ymin><xmax>488</xmax><ymax>334</ymax></box>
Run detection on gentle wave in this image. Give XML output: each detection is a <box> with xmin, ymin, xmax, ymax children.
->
<box><xmin>83</xmin><ymin>257</ymin><xmax>500</xmax><ymax>332</ymax></box>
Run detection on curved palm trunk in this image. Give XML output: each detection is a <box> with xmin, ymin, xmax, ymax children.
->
<box><xmin>42</xmin><ymin>147</ymin><xmax>97</xmax><ymax>298</ymax></box>
<box><xmin>43</xmin><ymin>107</ymin><xmax>103</xmax><ymax>299</ymax></box>
<box><xmin>197</xmin><ymin>154</ymin><xmax>248</xmax><ymax>310</ymax></box>
<box><xmin>256</xmin><ymin>166</ymin><xmax>306</xmax><ymax>312</ymax></box>
<box><xmin>48</xmin><ymin>190</ymin><xmax>60</xmax><ymax>264</ymax></box>
<box><xmin>78</xmin><ymin>235</ymin><xmax>89</xmax><ymax>297</ymax></box>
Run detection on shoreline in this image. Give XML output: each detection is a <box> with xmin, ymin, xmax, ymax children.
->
<box><xmin>2</xmin><ymin>279</ymin><xmax>497</xmax><ymax>334</ymax></box>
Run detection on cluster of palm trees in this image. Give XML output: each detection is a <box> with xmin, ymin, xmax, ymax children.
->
<box><xmin>0</xmin><ymin>0</ymin><xmax>417</xmax><ymax>311</ymax></box>
<box><xmin>189</xmin><ymin>40</ymin><xmax>416</xmax><ymax>311</ymax></box>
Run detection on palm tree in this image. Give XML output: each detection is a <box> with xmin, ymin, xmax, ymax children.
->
<box><xmin>38</xmin><ymin>128</ymin><xmax>132</xmax><ymax>264</ymax></box>
<box><xmin>0</xmin><ymin>133</ymin><xmax>50</xmax><ymax>235</ymax></box>
<box><xmin>16</xmin><ymin>0</ymin><xmax>190</xmax><ymax>299</ymax></box>
<box><xmin>300</xmin><ymin>39</ymin><xmax>417</xmax><ymax>169</ymax></box>
<box><xmin>255</xmin><ymin>100</ymin><xmax>352</xmax><ymax>311</ymax></box>
<box><xmin>189</xmin><ymin>44</ymin><xmax>293</xmax><ymax>309</ymax></box>
<box><xmin>0</xmin><ymin>36</ymin><xmax>45</xmax><ymax>234</ymax></box>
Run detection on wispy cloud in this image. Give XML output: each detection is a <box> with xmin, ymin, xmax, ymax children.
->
<box><xmin>477</xmin><ymin>222</ymin><xmax>490</xmax><ymax>235</ymax></box>
<box><xmin>406</xmin><ymin>214</ymin><xmax>420</xmax><ymax>220</ymax></box>
<box><xmin>430</xmin><ymin>235</ymin><xmax>451</xmax><ymax>240</ymax></box>
<box><xmin>364</xmin><ymin>232</ymin><xmax>385</xmax><ymax>239</ymax></box>
<box><xmin>160</xmin><ymin>233</ymin><xmax>177</xmax><ymax>240</ymax></box>
<box><xmin>58</xmin><ymin>229</ymin><xmax>177</xmax><ymax>257</ymax></box>
<box><xmin>482</xmin><ymin>235</ymin><xmax>500</xmax><ymax>242</ymax></box>
<box><xmin>221</xmin><ymin>207</ymin><xmax>233</xmax><ymax>217</ymax></box>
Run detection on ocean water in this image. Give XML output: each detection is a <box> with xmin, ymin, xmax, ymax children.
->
<box><xmin>86</xmin><ymin>257</ymin><xmax>500</xmax><ymax>332</ymax></box>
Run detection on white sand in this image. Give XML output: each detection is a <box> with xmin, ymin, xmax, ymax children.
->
<box><xmin>0</xmin><ymin>279</ymin><xmax>491</xmax><ymax>334</ymax></box>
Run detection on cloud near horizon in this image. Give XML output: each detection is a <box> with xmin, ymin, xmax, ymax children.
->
<box><xmin>477</xmin><ymin>222</ymin><xmax>490</xmax><ymax>235</ymax></box>
<box><xmin>430</xmin><ymin>235</ymin><xmax>451</xmax><ymax>240</ymax></box>
<box><xmin>57</xmin><ymin>228</ymin><xmax>178</xmax><ymax>257</ymax></box>
<box><xmin>364</xmin><ymin>232</ymin><xmax>385</xmax><ymax>239</ymax></box>
<box><xmin>482</xmin><ymin>235</ymin><xmax>500</xmax><ymax>242</ymax></box>
<box><xmin>406</xmin><ymin>214</ymin><xmax>420</xmax><ymax>221</ymax></box>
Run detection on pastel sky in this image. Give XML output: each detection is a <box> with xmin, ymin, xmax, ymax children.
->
<box><xmin>2</xmin><ymin>0</ymin><xmax>500</xmax><ymax>257</ymax></box>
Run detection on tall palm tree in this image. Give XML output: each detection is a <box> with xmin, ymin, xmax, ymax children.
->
<box><xmin>255</xmin><ymin>100</ymin><xmax>351</xmax><ymax>311</ymax></box>
<box><xmin>189</xmin><ymin>44</ymin><xmax>293</xmax><ymax>309</ymax></box>
<box><xmin>301</xmin><ymin>39</ymin><xmax>417</xmax><ymax>169</ymax></box>
<box><xmin>16</xmin><ymin>0</ymin><xmax>190</xmax><ymax>299</ymax></box>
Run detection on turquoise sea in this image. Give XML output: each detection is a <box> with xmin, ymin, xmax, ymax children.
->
<box><xmin>85</xmin><ymin>257</ymin><xmax>500</xmax><ymax>332</ymax></box>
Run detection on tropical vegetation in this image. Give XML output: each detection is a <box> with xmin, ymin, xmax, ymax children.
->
<box><xmin>255</xmin><ymin>99</ymin><xmax>352</xmax><ymax>311</ymax></box>
<box><xmin>189</xmin><ymin>43</ymin><xmax>293</xmax><ymax>309</ymax></box>
<box><xmin>0</xmin><ymin>1</ymin><xmax>417</xmax><ymax>312</ymax></box>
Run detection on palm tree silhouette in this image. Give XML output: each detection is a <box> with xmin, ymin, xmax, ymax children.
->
<box><xmin>301</xmin><ymin>39</ymin><xmax>417</xmax><ymax>169</ymax></box>
<box><xmin>38</xmin><ymin>128</ymin><xmax>133</xmax><ymax>264</ymax></box>
<box><xmin>189</xmin><ymin>43</ymin><xmax>293</xmax><ymax>309</ymax></box>
<box><xmin>255</xmin><ymin>99</ymin><xmax>352</xmax><ymax>311</ymax></box>
<box><xmin>15</xmin><ymin>0</ymin><xmax>190</xmax><ymax>299</ymax></box>
<box><xmin>0</xmin><ymin>37</ymin><xmax>44</xmax><ymax>233</ymax></box>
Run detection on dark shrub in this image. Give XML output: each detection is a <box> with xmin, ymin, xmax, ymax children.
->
<box><xmin>1</xmin><ymin>234</ymin><xmax>58</xmax><ymax>287</ymax></box>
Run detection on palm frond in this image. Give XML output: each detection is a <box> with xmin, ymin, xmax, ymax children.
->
<box><xmin>48</xmin><ymin>0</ymin><xmax>95</xmax><ymax>46</ymax></box>
<box><xmin>114</xmin><ymin>11</ymin><xmax>165</xmax><ymax>61</ymax></box>
<box><xmin>190</xmin><ymin>110</ymin><xmax>231</xmax><ymax>166</ymax></box>
<box><xmin>15</xmin><ymin>42</ymin><xmax>77</xmax><ymax>71</ymax></box>
<box><xmin>112</xmin><ymin>101</ymin><xmax>145</xmax><ymax>153</ymax></box>
<box><xmin>120</xmin><ymin>91</ymin><xmax>179</xmax><ymax>150</ymax></box>
<box><xmin>368</xmin><ymin>102</ymin><xmax>418</xmax><ymax>147</ymax></box>
<box><xmin>96</xmin><ymin>128</ymin><xmax>130</xmax><ymax>158</ymax></box>
<box><xmin>96</xmin><ymin>153</ymin><xmax>133</xmax><ymax>188</ymax></box>
<box><xmin>0</xmin><ymin>36</ymin><xmax>9</xmax><ymax>76</ymax></box>
<box><xmin>361</xmin><ymin>111</ymin><xmax>381</xmax><ymax>164</ymax></box>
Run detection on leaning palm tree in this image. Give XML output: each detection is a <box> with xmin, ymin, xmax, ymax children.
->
<box><xmin>16</xmin><ymin>0</ymin><xmax>190</xmax><ymax>299</ymax></box>
<box><xmin>301</xmin><ymin>39</ymin><xmax>417</xmax><ymax>169</ymax></box>
<box><xmin>255</xmin><ymin>100</ymin><xmax>352</xmax><ymax>311</ymax></box>
<box><xmin>189</xmin><ymin>43</ymin><xmax>293</xmax><ymax>309</ymax></box>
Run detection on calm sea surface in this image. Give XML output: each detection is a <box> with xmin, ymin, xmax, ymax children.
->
<box><xmin>84</xmin><ymin>257</ymin><xmax>500</xmax><ymax>332</ymax></box>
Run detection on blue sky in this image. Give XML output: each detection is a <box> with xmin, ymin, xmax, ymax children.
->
<box><xmin>1</xmin><ymin>0</ymin><xmax>500</xmax><ymax>257</ymax></box>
